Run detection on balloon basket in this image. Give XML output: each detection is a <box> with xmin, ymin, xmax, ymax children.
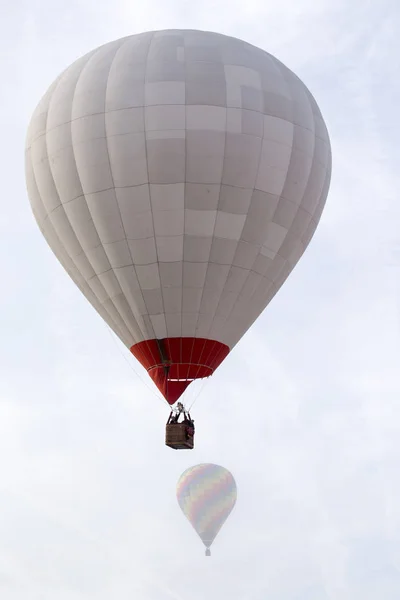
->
<box><xmin>165</xmin><ymin>423</ymin><xmax>194</xmax><ymax>450</ymax></box>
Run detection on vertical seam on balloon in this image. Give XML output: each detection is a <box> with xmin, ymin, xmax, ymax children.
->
<box><xmin>28</xmin><ymin>80</ymin><xmax>63</xmax><ymax>237</ymax></box>
<box><xmin>72</xmin><ymin>41</ymin><xmax>141</xmax><ymax>344</ymax></box>
<box><xmin>189</xmin><ymin>338</ymin><xmax>206</xmax><ymax>381</ymax></box>
<box><xmin>221</xmin><ymin>92</ymin><xmax>267</xmax><ymax>333</ymax></box>
<box><xmin>217</xmin><ymin>270</ymin><xmax>265</xmax><ymax>340</ymax></box>
<box><xmin>128</xmin><ymin>37</ymin><xmax>166</xmax><ymax>374</ymax></box>
<box><xmin>180</xmin><ymin>32</ymin><xmax>187</xmax><ymax>369</ymax></box>
<box><xmin>211</xmin><ymin>264</ymin><xmax>249</xmax><ymax>341</ymax></box>
<box><xmin>214</xmin><ymin>73</ymin><xmax>265</xmax><ymax>341</ymax></box>
<box><xmin>220</xmin><ymin>267</ymin><xmax>272</xmax><ymax>348</ymax></box>
<box><xmin>206</xmin><ymin>99</ymin><xmax>253</xmax><ymax>346</ymax></box>
<box><xmin>287</xmin><ymin>58</ymin><xmax>315</xmax><ymax>213</ymax></box>
<box><xmin>137</xmin><ymin>33</ymin><xmax>168</xmax><ymax>374</ymax></box>
<box><xmin>25</xmin><ymin>74</ymin><xmax>64</xmax><ymax>149</ymax></box>
<box><xmin>41</xmin><ymin>49</ymin><xmax>135</xmax><ymax>346</ymax></box>
<box><xmin>102</xmin><ymin>38</ymin><xmax>155</xmax><ymax>347</ymax></box>
<box><xmin>208</xmin><ymin>139</ymin><xmax>257</xmax><ymax>341</ymax></box>
<box><xmin>318</xmin><ymin>163</ymin><xmax>331</xmax><ymax>220</ymax></box>
<box><xmin>190</xmin><ymin>75</ymin><xmax>228</xmax><ymax>366</ymax></box>
<box><xmin>190</xmin><ymin>208</ymin><xmax>219</xmax><ymax>350</ymax></box>
<box><xmin>142</xmin><ymin>32</ymin><xmax>170</xmax><ymax>354</ymax></box>
<box><xmin>197</xmin><ymin>339</ymin><xmax>217</xmax><ymax>380</ymax></box>
<box><xmin>293</xmin><ymin>127</ymin><xmax>315</xmax><ymax>215</ymax></box>
<box><xmin>217</xmin><ymin>70</ymin><xmax>295</xmax><ymax>346</ymax></box>
<box><xmin>104</xmin><ymin>48</ymin><xmax>161</xmax><ymax>349</ymax></box>
<box><xmin>59</xmin><ymin>48</ymin><xmax>116</xmax><ymax>328</ymax></box>
<box><xmin>184</xmin><ymin>82</ymin><xmax>198</xmax><ymax>377</ymax></box>
<box><xmin>282</xmin><ymin>85</ymin><xmax>317</xmax><ymax>269</ymax></box>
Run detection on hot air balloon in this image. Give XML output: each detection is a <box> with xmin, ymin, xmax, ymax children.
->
<box><xmin>25</xmin><ymin>30</ymin><xmax>331</xmax><ymax>442</ymax></box>
<box><xmin>176</xmin><ymin>463</ymin><xmax>237</xmax><ymax>556</ymax></box>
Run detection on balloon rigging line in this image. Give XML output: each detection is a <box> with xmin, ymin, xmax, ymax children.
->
<box><xmin>187</xmin><ymin>377</ymin><xmax>210</xmax><ymax>412</ymax></box>
<box><xmin>104</xmin><ymin>324</ymin><xmax>169</xmax><ymax>409</ymax></box>
<box><xmin>105</xmin><ymin>322</ymin><xmax>210</xmax><ymax>413</ymax></box>
<box><xmin>105</xmin><ymin>322</ymin><xmax>209</xmax><ymax>413</ymax></box>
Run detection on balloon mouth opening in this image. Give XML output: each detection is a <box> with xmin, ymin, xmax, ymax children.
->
<box><xmin>130</xmin><ymin>338</ymin><xmax>230</xmax><ymax>404</ymax></box>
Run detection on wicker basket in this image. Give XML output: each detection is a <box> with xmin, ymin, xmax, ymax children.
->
<box><xmin>165</xmin><ymin>423</ymin><xmax>194</xmax><ymax>450</ymax></box>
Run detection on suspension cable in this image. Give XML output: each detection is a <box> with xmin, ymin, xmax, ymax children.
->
<box><xmin>187</xmin><ymin>376</ymin><xmax>211</xmax><ymax>412</ymax></box>
<box><xmin>104</xmin><ymin>325</ymin><xmax>169</xmax><ymax>410</ymax></box>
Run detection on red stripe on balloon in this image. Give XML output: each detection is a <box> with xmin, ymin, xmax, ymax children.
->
<box><xmin>130</xmin><ymin>337</ymin><xmax>230</xmax><ymax>404</ymax></box>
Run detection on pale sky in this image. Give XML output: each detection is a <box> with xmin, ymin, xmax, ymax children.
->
<box><xmin>1</xmin><ymin>0</ymin><xmax>400</xmax><ymax>598</ymax></box>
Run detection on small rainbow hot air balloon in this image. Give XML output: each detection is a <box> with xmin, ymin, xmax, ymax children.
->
<box><xmin>176</xmin><ymin>463</ymin><xmax>237</xmax><ymax>556</ymax></box>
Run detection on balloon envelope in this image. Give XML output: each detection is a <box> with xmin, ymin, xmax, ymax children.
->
<box><xmin>25</xmin><ymin>30</ymin><xmax>331</xmax><ymax>404</ymax></box>
<box><xmin>176</xmin><ymin>463</ymin><xmax>237</xmax><ymax>553</ymax></box>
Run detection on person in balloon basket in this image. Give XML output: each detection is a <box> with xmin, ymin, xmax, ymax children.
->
<box><xmin>184</xmin><ymin>417</ymin><xmax>195</xmax><ymax>440</ymax></box>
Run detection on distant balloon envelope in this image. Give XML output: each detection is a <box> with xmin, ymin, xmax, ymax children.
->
<box><xmin>25</xmin><ymin>30</ymin><xmax>331</xmax><ymax>404</ymax></box>
<box><xmin>176</xmin><ymin>463</ymin><xmax>237</xmax><ymax>555</ymax></box>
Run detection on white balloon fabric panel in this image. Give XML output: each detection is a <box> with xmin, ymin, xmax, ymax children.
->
<box><xmin>26</xmin><ymin>30</ymin><xmax>331</xmax><ymax>403</ymax></box>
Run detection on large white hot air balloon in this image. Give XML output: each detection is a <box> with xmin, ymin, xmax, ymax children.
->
<box><xmin>25</xmin><ymin>30</ymin><xmax>331</xmax><ymax>407</ymax></box>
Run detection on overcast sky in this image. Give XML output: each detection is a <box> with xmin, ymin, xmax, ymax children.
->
<box><xmin>1</xmin><ymin>0</ymin><xmax>400</xmax><ymax>598</ymax></box>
